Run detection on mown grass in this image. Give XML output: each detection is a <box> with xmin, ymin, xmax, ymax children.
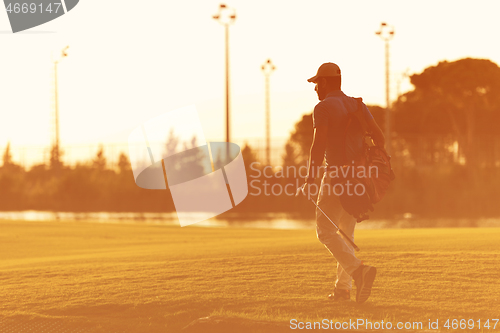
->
<box><xmin>0</xmin><ymin>220</ymin><xmax>499</xmax><ymax>332</ymax></box>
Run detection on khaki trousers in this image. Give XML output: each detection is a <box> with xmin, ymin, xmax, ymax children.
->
<box><xmin>315</xmin><ymin>171</ymin><xmax>362</xmax><ymax>290</ymax></box>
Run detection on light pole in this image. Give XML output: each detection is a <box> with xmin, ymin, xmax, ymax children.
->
<box><xmin>52</xmin><ymin>45</ymin><xmax>69</xmax><ymax>166</ymax></box>
<box><xmin>213</xmin><ymin>4</ymin><xmax>236</xmax><ymax>159</ymax></box>
<box><xmin>261</xmin><ymin>59</ymin><xmax>275</xmax><ymax>166</ymax></box>
<box><xmin>376</xmin><ymin>22</ymin><xmax>394</xmax><ymax>155</ymax></box>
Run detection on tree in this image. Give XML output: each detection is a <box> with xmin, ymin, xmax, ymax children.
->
<box><xmin>282</xmin><ymin>142</ymin><xmax>299</xmax><ymax>168</ymax></box>
<box><xmin>366</xmin><ymin>105</ymin><xmax>385</xmax><ymax>133</ymax></box>
<box><xmin>285</xmin><ymin>113</ymin><xmax>313</xmax><ymax>166</ymax></box>
<box><xmin>162</xmin><ymin>130</ymin><xmax>207</xmax><ymax>186</ymax></box>
<box><xmin>2</xmin><ymin>142</ymin><xmax>13</xmax><ymax>167</ymax></box>
<box><xmin>117</xmin><ymin>152</ymin><xmax>131</xmax><ymax>175</ymax></box>
<box><xmin>393</xmin><ymin>58</ymin><xmax>500</xmax><ymax>166</ymax></box>
<box><xmin>0</xmin><ymin>143</ymin><xmax>25</xmax><ymax>209</ymax></box>
<box><xmin>241</xmin><ymin>143</ymin><xmax>259</xmax><ymax>178</ymax></box>
<box><xmin>1</xmin><ymin>142</ymin><xmax>22</xmax><ymax>172</ymax></box>
<box><xmin>49</xmin><ymin>144</ymin><xmax>64</xmax><ymax>171</ymax></box>
<box><xmin>92</xmin><ymin>145</ymin><xmax>107</xmax><ymax>171</ymax></box>
<box><xmin>164</xmin><ymin>128</ymin><xmax>179</xmax><ymax>157</ymax></box>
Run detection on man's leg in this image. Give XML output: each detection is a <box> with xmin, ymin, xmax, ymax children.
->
<box><xmin>315</xmin><ymin>173</ymin><xmax>362</xmax><ymax>285</ymax></box>
<box><xmin>334</xmin><ymin>210</ymin><xmax>357</xmax><ymax>291</ymax></box>
<box><xmin>316</xmin><ymin>172</ymin><xmax>377</xmax><ymax>303</ymax></box>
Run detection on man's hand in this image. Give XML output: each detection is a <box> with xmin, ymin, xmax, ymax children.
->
<box><xmin>367</xmin><ymin>118</ymin><xmax>386</xmax><ymax>153</ymax></box>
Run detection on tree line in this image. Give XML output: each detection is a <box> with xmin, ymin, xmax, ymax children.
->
<box><xmin>0</xmin><ymin>143</ymin><xmax>175</xmax><ymax>212</ymax></box>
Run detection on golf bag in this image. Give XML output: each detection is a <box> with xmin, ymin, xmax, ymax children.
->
<box><xmin>332</xmin><ymin>98</ymin><xmax>395</xmax><ymax>222</ymax></box>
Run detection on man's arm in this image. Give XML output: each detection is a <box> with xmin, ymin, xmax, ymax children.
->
<box><xmin>306</xmin><ymin>124</ymin><xmax>328</xmax><ymax>182</ymax></box>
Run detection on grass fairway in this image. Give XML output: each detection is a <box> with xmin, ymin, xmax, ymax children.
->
<box><xmin>0</xmin><ymin>220</ymin><xmax>499</xmax><ymax>332</ymax></box>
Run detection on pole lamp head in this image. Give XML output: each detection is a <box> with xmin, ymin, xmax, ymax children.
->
<box><xmin>213</xmin><ymin>4</ymin><xmax>236</xmax><ymax>25</ymax></box>
<box><xmin>375</xmin><ymin>22</ymin><xmax>394</xmax><ymax>40</ymax></box>
<box><xmin>261</xmin><ymin>59</ymin><xmax>276</xmax><ymax>75</ymax></box>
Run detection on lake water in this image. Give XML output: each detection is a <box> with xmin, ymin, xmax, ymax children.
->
<box><xmin>0</xmin><ymin>211</ymin><xmax>499</xmax><ymax>229</ymax></box>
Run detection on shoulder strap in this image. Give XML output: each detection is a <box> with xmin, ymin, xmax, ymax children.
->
<box><xmin>341</xmin><ymin>98</ymin><xmax>369</xmax><ymax>164</ymax></box>
<box><xmin>352</xmin><ymin>98</ymin><xmax>369</xmax><ymax>133</ymax></box>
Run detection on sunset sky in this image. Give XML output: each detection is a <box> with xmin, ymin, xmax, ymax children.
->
<box><xmin>1</xmin><ymin>0</ymin><xmax>500</xmax><ymax>164</ymax></box>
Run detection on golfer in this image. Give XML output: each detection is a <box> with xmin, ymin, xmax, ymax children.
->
<box><xmin>303</xmin><ymin>63</ymin><xmax>386</xmax><ymax>303</ymax></box>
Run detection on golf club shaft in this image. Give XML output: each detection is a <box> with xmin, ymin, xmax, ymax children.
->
<box><xmin>296</xmin><ymin>187</ymin><xmax>360</xmax><ymax>252</ymax></box>
<box><xmin>310</xmin><ymin>198</ymin><xmax>360</xmax><ymax>252</ymax></box>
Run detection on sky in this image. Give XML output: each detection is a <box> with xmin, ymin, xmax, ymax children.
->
<box><xmin>1</xmin><ymin>0</ymin><xmax>500</xmax><ymax>165</ymax></box>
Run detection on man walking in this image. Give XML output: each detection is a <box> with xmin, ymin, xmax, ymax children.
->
<box><xmin>302</xmin><ymin>63</ymin><xmax>386</xmax><ymax>303</ymax></box>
